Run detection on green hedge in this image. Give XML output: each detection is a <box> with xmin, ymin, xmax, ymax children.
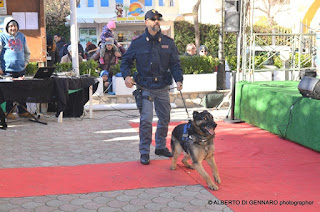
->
<box><xmin>274</xmin><ymin>54</ymin><xmax>312</xmax><ymax>68</ymax></box>
<box><xmin>174</xmin><ymin>21</ymin><xmax>237</xmax><ymax>58</ymax></box>
<box><xmin>25</xmin><ymin>60</ymin><xmax>99</xmax><ymax>77</ymax></box>
<box><xmin>225</xmin><ymin>55</ymin><xmax>268</xmax><ymax>71</ymax></box>
<box><xmin>180</xmin><ymin>55</ymin><xmax>219</xmax><ymax>74</ymax></box>
<box><xmin>112</xmin><ymin>55</ymin><xmax>219</xmax><ymax>75</ymax></box>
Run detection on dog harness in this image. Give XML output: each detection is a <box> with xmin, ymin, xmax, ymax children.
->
<box><xmin>182</xmin><ymin>122</ymin><xmax>191</xmax><ymax>141</ymax></box>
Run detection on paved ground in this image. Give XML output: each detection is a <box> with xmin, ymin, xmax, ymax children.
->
<box><xmin>0</xmin><ymin>107</ymin><xmax>233</xmax><ymax>212</ymax></box>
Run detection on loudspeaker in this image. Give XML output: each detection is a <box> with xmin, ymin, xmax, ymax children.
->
<box><xmin>298</xmin><ymin>76</ymin><xmax>320</xmax><ymax>99</ymax></box>
<box><xmin>225</xmin><ymin>0</ymin><xmax>240</xmax><ymax>32</ymax></box>
<box><xmin>299</xmin><ymin>69</ymin><xmax>316</xmax><ymax>79</ymax></box>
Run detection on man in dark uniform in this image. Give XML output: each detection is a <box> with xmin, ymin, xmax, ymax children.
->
<box><xmin>120</xmin><ymin>9</ymin><xmax>183</xmax><ymax>165</ymax></box>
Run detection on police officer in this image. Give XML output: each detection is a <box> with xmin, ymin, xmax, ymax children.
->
<box><xmin>120</xmin><ymin>9</ymin><xmax>183</xmax><ymax>165</ymax></box>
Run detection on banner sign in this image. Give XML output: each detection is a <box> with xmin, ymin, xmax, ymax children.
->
<box><xmin>116</xmin><ymin>2</ymin><xmax>145</xmax><ymax>23</ymax></box>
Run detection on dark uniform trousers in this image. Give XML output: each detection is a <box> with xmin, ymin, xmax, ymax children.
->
<box><xmin>139</xmin><ymin>86</ymin><xmax>171</xmax><ymax>155</ymax></box>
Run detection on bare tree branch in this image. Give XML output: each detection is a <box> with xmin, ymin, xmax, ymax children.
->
<box><xmin>255</xmin><ymin>0</ymin><xmax>290</xmax><ymax>25</ymax></box>
<box><xmin>193</xmin><ymin>0</ymin><xmax>201</xmax><ymax>49</ymax></box>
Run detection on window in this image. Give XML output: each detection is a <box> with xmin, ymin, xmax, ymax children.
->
<box><xmin>169</xmin><ymin>0</ymin><xmax>175</xmax><ymax>7</ymax></box>
<box><xmin>130</xmin><ymin>0</ymin><xmax>138</xmax><ymax>4</ymax></box>
<box><xmin>79</xmin><ymin>28</ymin><xmax>97</xmax><ymax>49</ymax></box>
<box><xmin>116</xmin><ymin>0</ymin><xmax>123</xmax><ymax>4</ymax></box>
<box><xmin>101</xmin><ymin>0</ymin><xmax>109</xmax><ymax>7</ymax></box>
<box><xmin>159</xmin><ymin>0</ymin><xmax>165</xmax><ymax>6</ymax></box>
<box><xmin>145</xmin><ymin>0</ymin><xmax>152</xmax><ymax>6</ymax></box>
<box><xmin>88</xmin><ymin>0</ymin><xmax>94</xmax><ymax>7</ymax></box>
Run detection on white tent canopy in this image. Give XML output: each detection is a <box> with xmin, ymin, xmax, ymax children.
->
<box><xmin>66</xmin><ymin>13</ymin><xmax>116</xmax><ymax>24</ymax></box>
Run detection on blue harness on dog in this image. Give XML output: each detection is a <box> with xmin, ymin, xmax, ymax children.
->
<box><xmin>182</xmin><ymin>122</ymin><xmax>192</xmax><ymax>141</ymax></box>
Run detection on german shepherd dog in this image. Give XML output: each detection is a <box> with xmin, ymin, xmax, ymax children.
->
<box><xmin>170</xmin><ymin>110</ymin><xmax>221</xmax><ymax>190</ymax></box>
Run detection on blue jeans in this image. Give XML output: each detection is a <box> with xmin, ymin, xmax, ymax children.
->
<box><xmin>139</xmin><ymin>86</ymin><xmax>171</xmax><ymax>155</ymax></box>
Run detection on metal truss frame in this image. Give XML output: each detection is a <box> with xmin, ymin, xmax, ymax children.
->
<box><xmin>238</xmin><ymin>0</ymin><xmax>316</xmax><ymax>82</ymax></box>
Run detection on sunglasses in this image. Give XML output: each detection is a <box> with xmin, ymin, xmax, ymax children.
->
<box><xmin>150</xmin><ymin>17</ymin><xmax>162</xmax><ymax>21</ymax></box>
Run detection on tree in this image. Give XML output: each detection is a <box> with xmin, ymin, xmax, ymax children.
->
<box><xmin>45</xmin><ymin>0</ymin><xmax>80</xmax><ymax>40</ymax></box>
<box><xmin>192</xmin><ymin>0</ymin><xmax>201</xmax><ymax>49</ymax></box>
<box><xmin>255</xmin><ymin>0</ymin><xmax>290</xmax><ymax>26</ymax></box>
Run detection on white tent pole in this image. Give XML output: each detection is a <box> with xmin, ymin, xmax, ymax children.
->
<box><xmin>70</xmin><ymin>0</ymin><xmax>80</xmax><ymax>76</ymax></box>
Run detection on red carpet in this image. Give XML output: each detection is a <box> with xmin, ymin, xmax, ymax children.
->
<box><xmin>0</xmin><ymin>121</ymin><xmax>319</xmax><ymax>212</ymax></box>
<box><xmin>0</xmin><ymin>160</ymin><xmax>197</xmax><ymax>198</ymax></box>
<box><xmin>131</xmin><ymin>121</ymin><xmax>320</xmax><ymax>212</ymax></box>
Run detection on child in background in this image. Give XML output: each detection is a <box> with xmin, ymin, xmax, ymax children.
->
<box><xmin>100</xmin><ymin>70</ymin><xmax>111</xmax><ymax>93</ymax></box>
<box><xmin>100</xmin><ymin>20</ymin><xmax>118</xmax><ymax>64</ymax></box>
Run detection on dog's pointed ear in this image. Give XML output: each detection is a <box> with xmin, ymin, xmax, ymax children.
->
<box><xmin>193</xmin><ymin>111</ymin><xmax>199</xmax><ymax>119</ymax></box>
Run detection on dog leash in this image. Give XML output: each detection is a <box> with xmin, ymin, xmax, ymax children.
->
<box><xmin>179</xmin><ymin>90</ymin><xmax>190</xmax><ymax>119</ymax></box>
<box><xmin>132</xmin><ymin>82</ymin><xmax>190</xmax><ymax>119</ymax></box>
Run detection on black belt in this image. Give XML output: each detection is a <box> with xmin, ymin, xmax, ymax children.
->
<box><xmin>140</xmin><ymin>76</ymin><xmax>165</xmax><ymax>83</ymax></box>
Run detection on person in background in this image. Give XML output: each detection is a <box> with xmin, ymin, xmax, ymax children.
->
<box><xmin>100</xmin><ymin>70</ymin><xmax>111</xmax><ymax>93</ymax></box>
<box><xmin>85</xmin><ymin>42</ymin><xmax>98</xmax><ymax>60</ymax></box>
<box><xmin>59</xmin><ymin>41</ymin><xmax>85</xmax><ymax>60</ymax></box>
<box><xmin>0</xmin><ymin>17</ymin><xmax>31</xmax><ymax>119</ymax></box>
<box><xmin>60</xmin><ymin>45</ymin><xmax>83</xmax><ymax>63</ymax></box>
<box><xmin>183</xmin><ymin>43</ymin><xmax>196</xmax><ymax>56</ymax></box>
<box><xmin>99</xmin><ymin>19</ymin><xmax>125</xmax><ymax>64</ymax></box>
<box><xmin>198</xmin><ymin>45</ymin><xmax>209</xmax><ymax>56</ymax></box>
<box><xmin>91</xmin><ymin>37</ymin><xmax>121</xmax><ymax>78</ymax></box>
<box><xmin>120</xmin><ymin>9</ymin><xmax>183</xmax><ymax>165</ymax></box>
<box><xmin>54</xmin><ymin>33</ymin><xmax>66</xmax><ymax>54</ymax></box>
<box><xmin>47</xmin><ymin>35</ymin><xmax>60</xmax><ymax>67</ymax></box>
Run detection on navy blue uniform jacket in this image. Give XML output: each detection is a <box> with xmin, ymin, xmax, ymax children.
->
<box><xmin>120</xmin><ymin>28</ymin><xmax>183</xmax><ymax>89</ymax></box>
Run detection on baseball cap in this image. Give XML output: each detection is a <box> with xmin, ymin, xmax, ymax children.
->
<box><xmin>145</xmin><ymin>9</ymin><xmax>162</xmax><ymax>20</ymax></box>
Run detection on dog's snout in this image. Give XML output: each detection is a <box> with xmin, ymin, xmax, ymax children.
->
<box><xmin>213</xmin><ymin>122</ymin><xmax>217</xmax><ymax>128</ymax></box>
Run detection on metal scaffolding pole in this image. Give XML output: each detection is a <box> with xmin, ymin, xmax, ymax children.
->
<box><xmin>70</xmin><ymin>0</ymin><xmax>79</xmax><ymax>76</ymax></box>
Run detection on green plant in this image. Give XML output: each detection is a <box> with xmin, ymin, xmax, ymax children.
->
<box><xmin>274</xmin><ymin>54</ymin><xmax>313</xmax><ymax>69</ymax></box>
<box><xmin>294</xmin><ymin>53</ymin><xmax>312</xmax><ymax>68</ymax></box>
<box><xmin>79</xmin><ymin>59</ymin><xmax>99</xmax><ymax>77</ymax></box>
<box><xmin>112</xmin><ymin>61</ymin><xmax>136</xmax><ymax>76</ymax></box>
<box><xmin>25</xmin><ymin>62</ymin><xmax>39</xmax><ymax>76</ymax></box>
<box><xmin>254</xmin><ymin>55</ymin><xmax>267</xmax><ymax>69</ymax></box>
<box><xmin>180</xmin><ymin>55</ymin><xmax>219</xmax><ymax>74</ymax></box>
<box><xmin>225</xmin><ymin>56</ymin><xmax>239</xmax><ymax>71</ymax></box>
<box><xmin>54</xmin><ymin>60</ymin><xmax>99</xmax><ymax>77</ymax></box>
<box><xmin>55</xmin><ymin>62</ymin><xmax>72</xmax><ymax>72</ymax></box>
<box><xmin>273</xmin><ymin>55</ymin><xmax>283</xmax><ymax>68</ymax></box>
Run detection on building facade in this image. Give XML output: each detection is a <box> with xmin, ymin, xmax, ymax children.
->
<box><xmin>70</xmin><ymin>0</ymin><xmax>181</xmax><ymax>49</ymax></box>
